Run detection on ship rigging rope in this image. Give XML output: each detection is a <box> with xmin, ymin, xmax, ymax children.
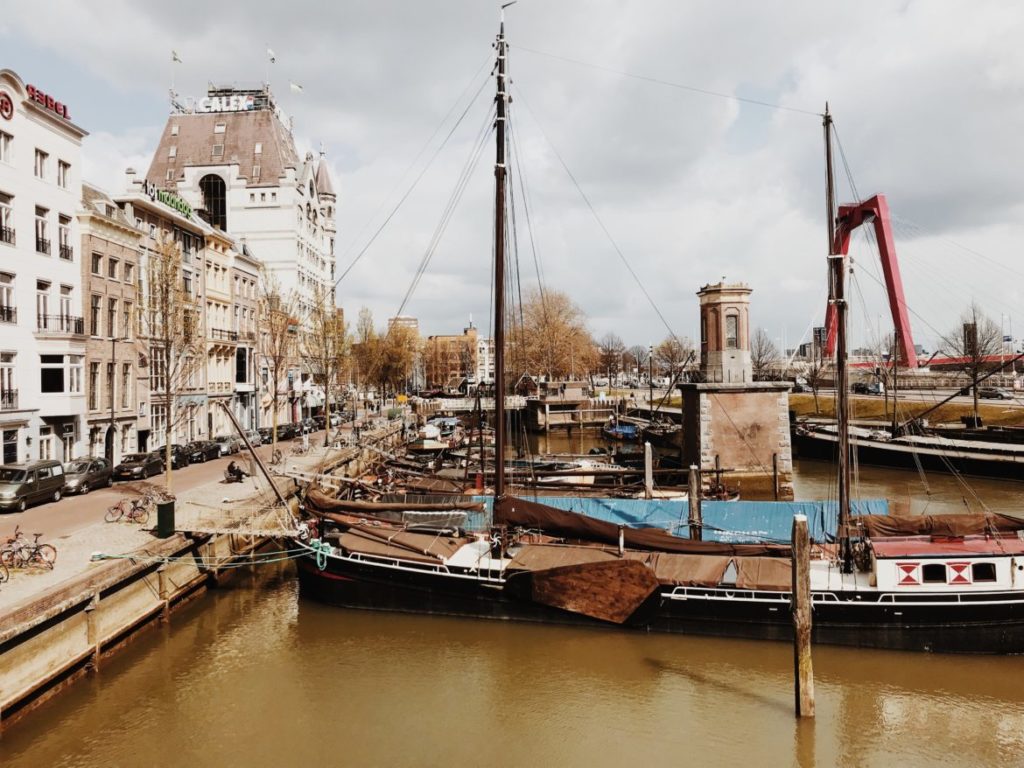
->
<box><xmin>357</xmin><ymin>101</ymin><xmax>496</xmax><ymax>389</ymax></box>
<box><xmin>511</xmin><ymin>83</ymin><xmax>687</xmax><ymax>353</ymax></box>
<box><xmin>332</xmin><ymin>57</ymin><xmax>493</xmax><ymax>291</ymax></box>
<box><xmin>510</xmin><ymin>44</ymin><xmax>822</xmax><ymax>117</ymax></box>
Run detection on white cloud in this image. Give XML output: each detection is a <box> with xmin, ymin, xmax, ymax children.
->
<box><xmin>4</xmin><ymin>0</ymin><xmax>1023</xmax><ymax>352</ymax></box>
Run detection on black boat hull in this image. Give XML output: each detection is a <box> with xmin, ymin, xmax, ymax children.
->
<box><xmin>297</xmin><ymin>554</ymin><xmax>1024</xmax><ymax>654</ymax></box>
<box><xmin>793</xmin><ymin>431</ymin><xmax>1024</xmax><ymax>481</ymax></box>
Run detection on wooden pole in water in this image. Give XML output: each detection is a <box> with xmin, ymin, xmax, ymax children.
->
<box><xmin>643</xmin><ymin>441</ymin><xmax>653</xmax><ymax>499</ymax></box>
<box><xmin>791</xmin><ymin>513</ymin><xmax>815</xmax><ymax>718</ymax></box>
<box><xmin>687</xmin><ymin>464</ymin><xmax>702</xmax><ymax>540</ymax></box>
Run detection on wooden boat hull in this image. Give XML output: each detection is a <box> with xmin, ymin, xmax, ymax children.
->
<box><xmin>793</xmin><ymin>430</ymin><xmax>1024</xmax><ymax>481</ymax></box>
<box><xmin>296</xmin><ymin>550</ymin><xmax>1024</xmax><ymax>653</ymax></box>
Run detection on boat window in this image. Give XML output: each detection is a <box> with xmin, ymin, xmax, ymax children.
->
<box><xmin>921</xmin><ymin>563</ymin><xmax>947</xmax><ymax>583</ymax></box>
<box><xmin>972</xmin><ymin>562</ymin><xmax>996</xmax><ymax>582</ymax></box>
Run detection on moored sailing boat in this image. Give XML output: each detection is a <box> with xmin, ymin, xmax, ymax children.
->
<box><xmin>294</xmin><ymin>16</ymin><xmax>1024</xmax><ymax>653</ymax></box>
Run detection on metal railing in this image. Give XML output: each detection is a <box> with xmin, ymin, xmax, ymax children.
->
<box><xmin>36</xmin><ymin>314</ymin><xmax>84</xmax><ymax>335</ymax></box>
<box><xmin>0</xmin><ymin>388</ymin><xmax>17</xmax><ymax>410</ymax></box>
<box><xmin>0</xmin><ymin>305</ymin><xmax>15</xmax><ymax>323</ymax></box>
<box><xmin>35</xmin><ymin>237</ymin><xmax>50</xmax><ymax>255</ymax></box>
<box><xmin>0</xmin><ymin>227</ymin><xmax>14</xmax><ymax>245</ymax></box>
<box><xmin>209</xmin><ymin>328</ymin><xmax>238</xmax><ymax>341</ymax></box>
<box><xmin>59</xmin><ymin>244</ymin><xmax>73</xmax><ymax>260</ymax></box>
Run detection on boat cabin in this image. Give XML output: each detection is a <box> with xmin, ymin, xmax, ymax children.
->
<box><xmin>871</xmin><ymin>536</ymin><xmax>1024</xmax><ymax>591</ymax></box>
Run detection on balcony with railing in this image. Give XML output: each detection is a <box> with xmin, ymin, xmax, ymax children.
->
<box><xmin>209</xmin><ymin>328</ymin><xmax>238</xmax><ymax>342</ymax></box>
<box><xmin>0</xmin><ymin>389</ymin><xmax>17</xmax><ymax>410</ymax></box>
<box><xmin>59</xmin><ymin>244</ymin><xmax>73</xmax><ymax>260</ymax></box>
<box><xmin>0</xmin><ymin>305</ymin><xmax>15</xmax><ymax>323</ymax></box>
<box><xmin>36</xmin><ymin>314</ymin><xmax>85</xmax><ymax>336</ymax></box>
<box><xmin>0</xmin><ymin>227</ymin><xmax>14</xmax><ymax>246</ymax></box>
<box><xmin>36</xmin><ymin>237</ymin><xmax>50</xmax><ymax>255</ymax></box>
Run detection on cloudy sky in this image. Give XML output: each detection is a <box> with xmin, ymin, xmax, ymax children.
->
<box><xmin>4</xmin><ymin>1</ymin><xmax>1023</xmax><ymax>354</ymax></box>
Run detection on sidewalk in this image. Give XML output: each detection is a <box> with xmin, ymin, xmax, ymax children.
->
<box><xmin>0</xmin><ymin>442</ymin><xmax>346</xmax><ymax>614</ymax></box>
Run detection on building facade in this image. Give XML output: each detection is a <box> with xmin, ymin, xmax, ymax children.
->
<box><xmin>80</xmin><ymin>183</ymin><xmax>142</xmax><ymax>464</ymax></box>
<box><xmin>0</xmin><ymin>69</ymin><xmax>88</xmax><ymax>464</ymax></box>
<box><xmin>143</xmin><ymin>84</ymin><xmax>336</xmax><ymax>316</ymax></box>
<box><xmin>424</xmin><ymin>325</ymin><xmax>478</xmax><ymax>390</ymax></box>
<box><xmin>117</xmin><ymin>175</ymin><xmax>210</xmax><ymax>450</ymax></box>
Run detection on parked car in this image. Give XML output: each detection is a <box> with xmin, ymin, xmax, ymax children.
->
<box><xmin>276</xmin><ymin>423</ymin><xmax>296</xmax><ymax>440</ymax></box>
<box><xmin>114</xmin><ymin>452</ymin><xmax>163</xmax><ymax>480</ymax></box>
<box><xmin>155</xmin><ymin>444</ymin><xmax>190</xmax><ymax>469</ymax></box>
<box><xmin>312</xmin><ymin>415</ymin><xmax>327</xmax><ymax>430</ymax></box>
<box><xmin>62</xmin><ymin>458</ymin><xmax>113</xmax><ymax>494</ymax></box>
<box><xmin>852</xmin><ymin>382</ymin><xmax>884</xmax><ymax>395</ymax></box>
<box><xmin>214</xmin><ymin>435</ymin><xmax>242</xmax><ymax>456</ymax></box>
<box><xmin>302</xmin><ymin>417</ymin><xmax>316</xmax><ymax>433</ymax></box>
<box><xmin>329</xmin><ymin>412</ymin><xmax>346</xmax><ymax>427</ymax></box>
<box><xmin>243</xmin><ymin>429</ymin><xmax>262</xmax><ymax>447</ymax></box>
<box><xmin>0</xmin><ymin>460</ymin><xmax>66</xmax><ymax>512</ymax></box>
<box><xmin>184</xmin><ymin>440</ymin><xmax>220</xmax><ymax>464</ymax></box>
<box><xmin>978</xmin><ymin>387</ymin><xmax>1014</xmax><ymax>400</ymax></box>
<box><xmin>257</xmin><ymin>426</ymin><xmax>273</xmax><ymax>444</ymax></box>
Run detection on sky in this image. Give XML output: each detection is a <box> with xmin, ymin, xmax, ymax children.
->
<box><xmin>3</xmin><ymin>0</ymin><xmax>1023</xmax><ymax>355</ymax></box>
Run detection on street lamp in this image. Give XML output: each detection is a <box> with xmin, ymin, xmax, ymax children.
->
<box><xmin>648</xmin><ymin>344</ymin><xmax>654</xmax><ymax>410</ymax></box>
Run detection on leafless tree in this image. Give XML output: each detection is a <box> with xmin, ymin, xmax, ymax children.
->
<box><xmin>303</xmin><ymin>285</ymin><xmax>348</xmax><ymax>446</ymax></box>
<box><xmin>597</xmin><ymin>332</ymin><xmax>626</xmax><ymax>382</ymax></box>
<box><xmin>940</xmin><ymin>302</ymin><xmax>1003</xmax><ymax>421</ymax></box>
<box><xmin>751</xmin><ymin>329</ymin><xmax>781</xmax><ymax>381</ymax></box>
<box><xmin>140</xmin><ymin>234</ymin><xmax>203</xmax><ymax>493</ymax></box>
<box><xmin>654</xmin><ymin>336</ymin><xmax>693</xmax><ymax>380</ymax></box>
<box><xmin>627</xmin><ymin>344</ymin><xmax>651</xmax><ymax>382</ymax></box>
<box><xmin>260</xmin><ymin>274</ymin><xmax>298</xmax><ymax>455</ymax></box>
<box><xmin>508</xmin><ymin>288</ymin><xmax>595</xmax><ymax>380</ymax></box>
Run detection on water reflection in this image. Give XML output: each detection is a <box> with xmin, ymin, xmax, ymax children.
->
<box><xmin>3</xmin><ymin>456</ymin><xmax>1024</xmax><ymax>766</ymax></box>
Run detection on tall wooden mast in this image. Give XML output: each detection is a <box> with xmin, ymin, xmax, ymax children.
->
<box><xmin>493</xmin><ymin>5</ymin><xmax>514</xmax><ymax>498</ymax></box>
<box><xmin>824</xmin><ymin>106</ymin><xmax>853</xmax><ymax>572</ymax></box>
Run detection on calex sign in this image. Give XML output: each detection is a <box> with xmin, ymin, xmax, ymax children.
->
<box><xmin>140</xmin><ymin>180</ymin><xmax>193</xmax><ymax>219</ymax></box>
<box><xmin>196</xmin><ymin>94</ymin><xmax>254</xmax><ymax>113</ymax></box>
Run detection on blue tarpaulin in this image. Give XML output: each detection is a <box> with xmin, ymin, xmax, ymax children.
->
<box><xmin>472</xmin><ymin>496</ymin><xmax>889</xmax><ymax>543</ymax></box>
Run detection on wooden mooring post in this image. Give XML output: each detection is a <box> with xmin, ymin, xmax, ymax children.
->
<box><xmin>687</xmin><ymin>465</ymin><xmax>702</xmax><ymax>540</ymax></box>
<box><xmin>791</xmin><ymin>513</ymin><xmax>815</xmax><ymax>718</ymax></box>
<box><xmin>643</xmin><ymin>442</ymin><xmax>653</xmax><ymax>499</ymax></box>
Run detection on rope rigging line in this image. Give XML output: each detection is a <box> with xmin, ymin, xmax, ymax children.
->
<box><xmin>359</xmin><ymin>100</ymin><xmax>496</xmax><ymax>388</ymax></box>
<box><xmin>511</xmin><ymin>44</ymin><xmax>822</xmax><ymax>117</ymax></box>
<box><xmin>511</xmin><ymin>83</ymin><xmax>688</xmax><ymax>352</ymax></box>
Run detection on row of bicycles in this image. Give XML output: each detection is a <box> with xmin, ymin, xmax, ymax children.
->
<box><xmin>105</xmin><ymin>487</ymin><xmax>173</xmax><ymax>525</ymax></box>
<box><xmin>0</xmin><ymin>526</ymin><xmax>57</xmax><ymax>584</ymax></box>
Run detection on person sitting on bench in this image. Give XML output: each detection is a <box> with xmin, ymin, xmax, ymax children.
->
<box><xmin>227</xmin><ymin>460</ymin><xmax>248</xmax><ymax>482</ymax></box>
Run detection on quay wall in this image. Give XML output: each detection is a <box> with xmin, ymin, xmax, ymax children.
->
<box><xmin>0</xmin><ymin>420</ymin><xmax>405</xmax><ymax>730</ymax></box>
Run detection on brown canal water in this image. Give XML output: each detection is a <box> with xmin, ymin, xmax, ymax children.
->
<box><xmin>2</xmin><ymin>455</ymin><xmax>1024</xmax><ymax>766</ymax></box>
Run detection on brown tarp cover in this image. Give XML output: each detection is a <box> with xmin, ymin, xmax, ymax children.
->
<box><xmin>306</xmin><ymin>487</ymin><xmax>483</xmax><ymax>514</ymax></box>
<box><xmin>510</xmin><ymin>546</ymin><xmax>791</xmax><ymax>590</ymax></box>
<box><xmin>736</xmin><ymin>557</ymin><xmax>793</xmax><ymax>591</ymax></box>
<box><xmin>853</xmin><ymin>513</ymin><xmax>1024</xmax><ymax>538</ymax></box>
<box><xmin>494</xmin><ymin>496</ymin><xmax>791</xmax><ymax>557</ymax></box>
<box><xmin>339</xmin><ymin>525</ymin><xmax>465</xmax><ymax>563</ymax></box>
<box><xmin>509</xmin><ymin>545</ymin><xmax>618</xmax><ymax>571</ymax></box>
<box><xmin>624</xmin><ymin>552</ymin><xmax>732</xmax><ymax>587</ymax></box>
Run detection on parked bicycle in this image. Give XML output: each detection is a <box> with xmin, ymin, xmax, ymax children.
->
<box><xmin>290</xmin><ymin>442</ymin><xmax>309</xmax><ymax>456</ymax></box>
<box><xmin>105</xmin><ymin>497</ymin><xmax>151</xmax><ymax>524</ymax></box>
<box><xmin>1</xmin><ymin>527</ymin><xmax>57</xmax><ymax>570</ymax></box>
<box><xmin>269</xmin><ymin>448</ymin><xmax>283</xmax><ymax>466</ymax></box>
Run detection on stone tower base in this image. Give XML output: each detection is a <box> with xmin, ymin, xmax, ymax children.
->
<box><xmin>678</xmin><ymin>382</ymin><xmax>794</xmax><ymax>501</ymax></box>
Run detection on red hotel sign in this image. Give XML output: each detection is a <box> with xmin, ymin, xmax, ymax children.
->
<box><xmin>26</xmin><ymin>84</ymin><xmax>70</xmax><ymax>120</ymax></box>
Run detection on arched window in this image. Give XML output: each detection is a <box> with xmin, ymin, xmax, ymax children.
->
<box><xmin>199</xmin><ymin>174</ymin><xmax>227</xmax><ymax>230</ymax></box>
<box><xmin>725</xmin><ymin>313</ymin><xmax>739</xmax><ymax>349</ymax></box>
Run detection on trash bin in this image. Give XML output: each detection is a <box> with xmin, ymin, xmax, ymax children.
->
<box><xmin>156</xmin><ymin>499</ymin><xmax>176</xmax><ymax>538</ymax></box>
